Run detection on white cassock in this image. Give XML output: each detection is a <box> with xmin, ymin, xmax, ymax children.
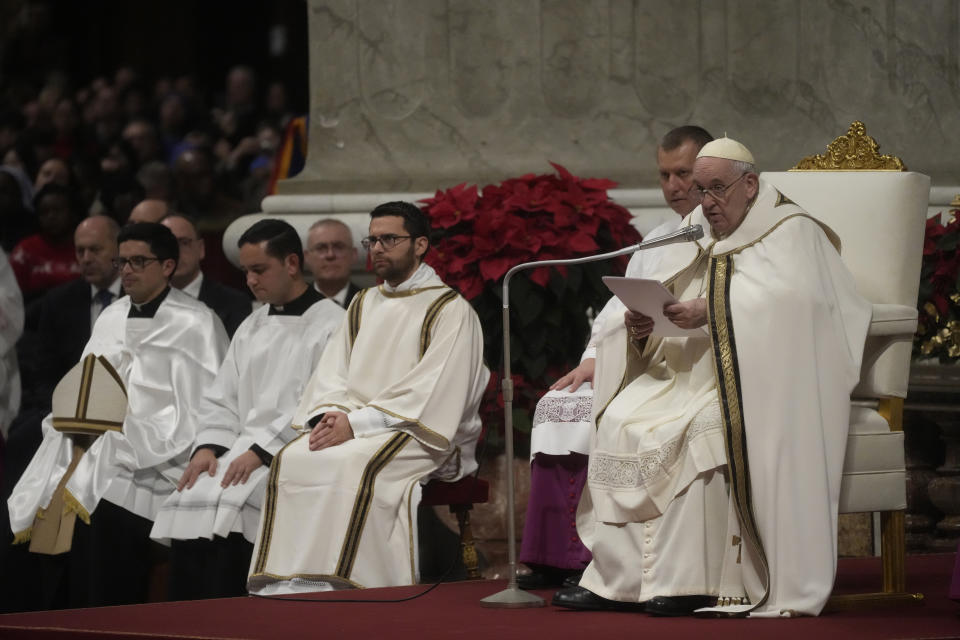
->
<box><xmin>580</xmin><ymin>180</ymin><xmax>872</xmax><ymax>617</ymax></box>
<box><xmin>7</xmin><ymin>288</ymin><xmax>228</xmax><ymax>539</ymax></box>
<box><xmin>248</xmin><ymin>263</ymin><xmax>488</xmax><ymax>593</ymax></box>
<box><xmin>151</xmin><ymin>292</ymin><xmax>345</xmax><ymax>544</ymax></box>
<box><xmin>0</xmin><ymin>248</ymin><xmax>24</xmax><ymax>439</ymax></box>
<box><xmin>531</xmin><ymin>217</ymin><xmax>682</xmax><ymax>457</ymax></box>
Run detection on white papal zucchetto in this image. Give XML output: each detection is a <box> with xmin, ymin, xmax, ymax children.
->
<box><xmin>696</xmin><ymin>136</ymin><xmax>755</xmax><ymax>165</ymax></box>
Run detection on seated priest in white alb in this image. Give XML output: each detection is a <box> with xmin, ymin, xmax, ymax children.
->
<box><xmin>151</xmin><ymin>219</ymin><xmax>345</xmax><ymax>600</ymax></box>
<box><xmin>7</xmin><ymin>222</ymin><xmax>228</xmax><ymax>609</ymax></box>
<box><xmin>518</xmin><ymin>125</ymin><xmax>714</xmax><ymax>590</ymax></box>
<box><xmin>552</xmin><ymin>138</ymin><xmax>872</xmax><ymax>617</ymax></box>
<box><xmin>247</xmin><ymin>201</ymin><xmax>489</xmax><ymax>595</ymax></box>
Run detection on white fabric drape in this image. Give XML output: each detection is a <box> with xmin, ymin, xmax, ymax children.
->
<box><xmin>8</xmin><ymin>288</ymin><xmax>228</xmax><ymax>535</ymax></box>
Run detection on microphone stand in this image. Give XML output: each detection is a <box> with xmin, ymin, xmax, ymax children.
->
<box><xmin>480</xmin><ymin>225</ymin><xmax>703</xmax><ymax>608</ymax></box>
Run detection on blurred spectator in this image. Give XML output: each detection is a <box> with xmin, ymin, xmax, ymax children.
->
<box><xmin>173</xmin><ymin>146</ymin><xmax>245</xmax><ymax>221</ymax></box>
<box><xmin>33</xmin><ymin>157</ymin><xmax>70</xmax><ymax>191</ymax></box>
<box><xmin>264</xmin><ymin>81</ymin><xmax>293</xmax><ymax>129</ymax></box>
<box><xmin>241</xmin><ymin>120</ymin><xmax>281</xmax><ymax>212</ymax></box>
<box><xmin>99</xmin><ymin>172</ymin><xmax>144</xmax><ymax>224</ymax></box>
<box><xmin>137</xmin><ymin>161</ymin><xmax>173</xmax><ymax>201</ymax></box>
<box><xmin>127</xmin><ymin>198</ymin><xmax>171</xmax><ymax>224</ymax></box>
<box><xmin>50</xmin><ymin>98</ymin><xmax>84</xmax><ymax>160</ymax></box>
<box><xmin>219</xmin><ymin>65</ymin><xmax>259</xmax><ymax>143</ymax></box>
<box><xmin>158</xmin><ymin>93</ymin><xmax>188</xmax><ymax>159</ymax></box>
<box><xmin>0</xmin><ymin>166</ymin><xmax>36</xmax><ymax>253</ymax></box>
<box><xmin>172</xmin><ymin>146</ymin><xmax>246</xmax><ymax>286</ymax></box>
<box><xmin>122</xmin><ymin>118</ymin><xmax>162</xmax><ymax>167</ymax></box>
<box><xmin>9</xmin><ymin>183</ymin><xmax>81</xmax><ymax>302</ymax></box>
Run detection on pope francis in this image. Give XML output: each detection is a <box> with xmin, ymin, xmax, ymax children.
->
<box><xmin>553</xmin><ymin>138</ymin><xmax>872</xmax><ymax>617</ymax></box>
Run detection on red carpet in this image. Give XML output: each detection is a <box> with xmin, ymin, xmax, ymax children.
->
<box><xmin>0</xmin><ymin>554</ymin><xmax>956</xmax><ymax>640</ymax></box>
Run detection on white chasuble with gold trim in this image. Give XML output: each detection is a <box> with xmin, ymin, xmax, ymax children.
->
<box><xmin>248</xmin><ymin>264</ymin><xmax>488</xmax><ymax>593</ymax></box>
<box><xmin>581</xmin><ymin>181</ymin><xmax>871</xmax><ymax>617</ymax></box>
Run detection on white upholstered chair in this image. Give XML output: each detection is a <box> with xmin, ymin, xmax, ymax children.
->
<box><xmin>762</xmin><ymin>122</ymin><xmax>929</xmax><ymax>609</ymax></box>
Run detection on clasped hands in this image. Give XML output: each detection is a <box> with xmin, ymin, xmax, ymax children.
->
<box><xmin>308</xmin><ymin>410</ymin><xmax>355</xmax><ymax>451</ymax></box>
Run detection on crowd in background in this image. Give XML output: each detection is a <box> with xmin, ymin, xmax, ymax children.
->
<box><xmin>0</xmin><ymin>64</ymin><xmax>302</xmax><ymax>507</ymax></box>
<box><xmin>0</xmin><ymin>64</ymin><xmax>296</xmax><ymax>305</ymax></box>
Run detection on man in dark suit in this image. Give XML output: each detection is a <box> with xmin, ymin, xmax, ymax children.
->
<box><xmin>36</xmin><ymin>215</ymin><xmax>122</xmax><ymax>400</ymax></box>
<box><xmin>304</xmin><ymin>218</ymin><xmax>362</xmax><ymax>308</ymax></box>
<box><xmin>161</xmin><ymin>214</ymin><xmax>251</xmax><ymax>337</ymax></box>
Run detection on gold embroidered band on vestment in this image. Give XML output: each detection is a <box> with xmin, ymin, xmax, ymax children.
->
<box><xmin>348</xmin><ymin>288</ymin><xmax>370</xmax><ymax>349</ymax></box>
<box><xmin>335</xmin><ymin>432</ymin><xmax>412</xmax><ymax>579</ymax></box>
<box><xmin>252</xmin><ymin>433</ymin><xmax>306</xmax><ymax>574</ymax></box>
<box><xmin>419</xmin><ymin>289</ymin><xmax>457</xmax><ymax>357</ymax></box>
<box><xmin>75</xmin><ymin>354</ymin><xmax>95</xmax><ymax>420</ymax></box>
<box><xmin>708</xmin><ymin>254</ymin><xmax>770</xmax><ymax>615</ymax></box>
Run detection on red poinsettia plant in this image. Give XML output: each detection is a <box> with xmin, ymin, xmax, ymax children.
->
<box><xmin>916</xmin><ymin>207</ymin><xmax>960</xmax><ymax>361</ymax></box>
<box><xmin>421</xmin><ymin>163</ymin><xmax>640</xmax><ymax>446</ymax></box>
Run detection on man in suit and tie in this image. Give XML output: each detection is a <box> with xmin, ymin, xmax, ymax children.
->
<box><xmin>161</xmin><ymin>214</ymin><xmax>251</xmax><ymax>338</ymax></box>
<box><xmin>36</xmin><ymin>215</ymin><xmax>122</xmax><ymax>400</ymax></box>
<box><xmin>304</xmin><ymin>218</ymin><xmax>362</xmax><ymax>308</ymax></box>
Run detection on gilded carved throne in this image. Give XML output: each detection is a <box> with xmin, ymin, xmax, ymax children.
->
<box><xmin>763</xmin><ymin>121</ymin><xmax>928</xmax><ymax>609</ymax></box>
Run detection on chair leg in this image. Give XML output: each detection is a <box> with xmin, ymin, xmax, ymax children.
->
<box><xmin>881</xmin><ymin>510</ymin><xmax>906</xmax><ymax>592</ymax></box>
<box><xmin>451</xmin><ymin>504</ymin><xmax>480</xmax><ymax>579</ymax></box>
<box><xmin>824</xmin><ymin>509</ymin><xmax>922</xmax><ymax>612</ymax></box>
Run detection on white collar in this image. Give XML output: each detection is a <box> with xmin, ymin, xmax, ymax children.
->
<box><xmin>382</xmin><ymin>262</ymin><xmax>435</xmax><ymax>293</ymax></box>
<box><xmin>180</xmin><ymin>272</ymin><xmax>204</xmax><ymax>299</ymax></box>
<box><xmin>314</xmin><ymin>280</ymin><xmax>350</xmax><ymax>306</ymax></box>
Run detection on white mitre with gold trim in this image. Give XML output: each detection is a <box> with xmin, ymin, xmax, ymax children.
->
<box><xmin>696</xmin><ymin>136</ymin><xmax>755</xmax><ymax>164</ymax></box>
<box><xmin>51</xmin><ymin>354</ymin><xmax>127</xmax><ymax>436</ymax></box>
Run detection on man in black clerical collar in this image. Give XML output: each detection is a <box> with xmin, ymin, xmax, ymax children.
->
<box><xmin>158</xmin><ymin>218</ymin><xmax>344</xmax><ymax>600</ymax></box>
<box><xmin>238</xmin><ymin>219</ymin><xmax>322</xmax><ymax>316</ymax></box>
<box><xmin>115</xmin><ymin>222</ymin><xmax>179</xmax><ymax>318</ymax></box>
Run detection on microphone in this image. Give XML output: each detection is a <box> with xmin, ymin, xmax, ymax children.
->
<box><xmin>629</xmin><ymin>223</ymin><xmax>704</xmax><ymax>250</ymax></box>
<box><xmin>482</xmin><ymin>221</ymin><xmax>706</xmax><ymax>608</ymax></box>
<box><xmin>501</xmin><ymin>223</ymin><xmax>705</xmax><ymax>286</ymax></box>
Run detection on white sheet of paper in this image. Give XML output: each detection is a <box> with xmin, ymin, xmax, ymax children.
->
<box><xmin>602</xmin><ymin>276</ymin><xmax>707</xmax><ymax>338</ymax></box>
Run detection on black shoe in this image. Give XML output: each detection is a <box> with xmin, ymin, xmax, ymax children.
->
<box><xmin>561</xmin><ymin>573</ymin><xmax>581</xmax><ymax>589</ymax></box>
<box><xmin>516</xmin><ymin>567</ymin><xmax>582</xmax><ymax>590</ymax></box>
<box><xmin>552</xmin><ymin>586</ymin><xmax>644</xmax><ymax>612</ymax></box>
<box><xmin>643</xmin><ymin>595</ymin><xmax>715</xmax><ymax>617</ymax></box>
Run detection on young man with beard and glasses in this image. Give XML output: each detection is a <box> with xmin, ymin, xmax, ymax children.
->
<box><xmin>152</xmin><ymin>219</ymin><xmax>344</xmax><ymax>600</ymax></box>
<box><xmin>247</xmin><ymin>201</ymin><xmax>488</xmax><ymax>595</ymax></box>
<box><xmin>6</xmin><ymin>222</ymin><xmax>228</xmax><ymax>609</ymax></box>
<box><xmin>518</xmin><ymin>126</ymin><xmax>714</xmax><ymax>590</ymax></box>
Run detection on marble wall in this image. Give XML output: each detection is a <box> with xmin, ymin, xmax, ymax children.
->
<box><xmin>279</xmin><ymin>0</ymin><xmax>960</xmax><ymax>196</ymax></box>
